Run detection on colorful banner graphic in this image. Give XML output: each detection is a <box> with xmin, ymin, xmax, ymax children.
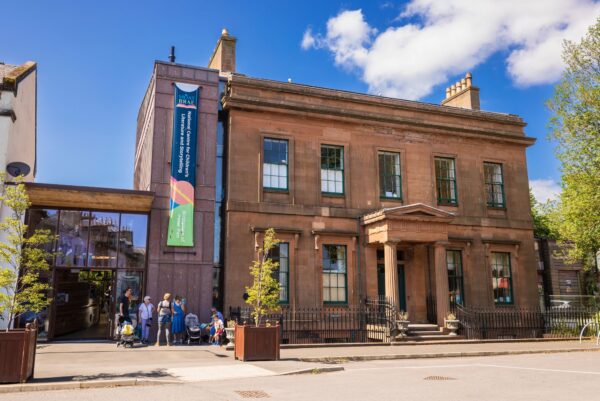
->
<box><xmin>167</xmin><ymin>82</ymin><xmax>200</xmax><ymax>247</ymax></box>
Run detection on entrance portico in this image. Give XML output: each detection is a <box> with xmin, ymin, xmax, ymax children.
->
<box><xmin>362</xmin><ymin>203</ymin><xmax>455</xmax><ymax>326</ymax></box>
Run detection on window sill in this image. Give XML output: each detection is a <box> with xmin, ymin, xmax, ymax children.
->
<box><xmin>322</xmin><ymin>192</ymin><xmax>345</xmax><ymax>198</ymax></box>
<box><xmin>438</xmin><ymin>202</ymin><xmax>459</xmax><ymax>207</ymax></box>
<box><xmin>380</xmin><ymin>196</ymin><xmax>403</xmax><ymax>201</ymax></box>
<box><xmin>494</xmin><ymin>302</ymin><xmax>515</xmax><ymax>307</ymax></box>
<box><xmin>487</xmin><ymin>206</ymin><xmax>507</xmax><ymax>211</ymax></box>
<box><xmin>263</xmin><ymin>188</ymin><xmax>289</xmax><ymax>194</ymax></box>
<box><xmin>323</xmin><ymin>302</ymin><xmax>349</xmax><ymax>306</ymax></box>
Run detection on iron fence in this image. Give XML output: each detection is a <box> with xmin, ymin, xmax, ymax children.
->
<box><xmin>455</xmin><ymin>305</ymin><xmax>600</xmax><ymax>340</ymax></box>
<box><xmin>229</xmin><ymin>298</ymin><xmax>397</xmax><ymax>344</ymax></box>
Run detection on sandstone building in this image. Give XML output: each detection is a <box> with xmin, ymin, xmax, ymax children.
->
<box><xmin>211</xmin><ymin>32</ymin><xmax>538</xmax><ymax>325</ymax></box>
<box><xmin>18</xmin><ymin>30</ymin><xmax>539</xmax><ymax>339</ymax></box>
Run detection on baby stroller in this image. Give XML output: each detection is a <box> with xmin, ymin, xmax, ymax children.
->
<box><xmin>185</xmin><ymin>313</ymin><xmax>202</xmax><ymax>345</ymax></box>
<box><xmin>117</xmin><ymin>319</ymin><xmax>136</xmax><ymax>348</ymax></box>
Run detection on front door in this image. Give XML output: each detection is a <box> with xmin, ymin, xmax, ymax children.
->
<box><xmin>397</xmin><ymin>265</ymin><xmax>407</xmax><ymax>312</ymax></box>
<box><xmin>376</xmin><ymin>262</ymin><xmax>407</xmax><ymax>311</ymax></box>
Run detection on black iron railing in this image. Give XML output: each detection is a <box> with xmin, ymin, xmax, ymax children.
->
<box><xmin>229</xmin><ymin>298</ymin><xmax>397</xmax><ymax>344</ymax></box>
<box><xmin>455</xmin><ymin>305</ymin><xmax>600</xmax><ymax>340</ymax></box>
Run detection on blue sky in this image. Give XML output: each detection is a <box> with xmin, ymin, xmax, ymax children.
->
<box><xmin>3</xmin><ymin>0</ymin><xmax>596</xmax><ymax>201</ymax></box>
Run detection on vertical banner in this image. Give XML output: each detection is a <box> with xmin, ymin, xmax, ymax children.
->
<box><xmin>167</xmin><ymin>83</ymin><xmax>200</xmax><ymax>247</ymax></box>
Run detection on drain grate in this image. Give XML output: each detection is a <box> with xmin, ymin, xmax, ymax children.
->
<box><xmin>424</xmin><ymin>375</ymin><xmax>456</xmax><ymax>381</ymax></box>
<box><xmin>235</xmin><ymin>390</ymin><xmax>270</xmax><ymax>398</ymax></box>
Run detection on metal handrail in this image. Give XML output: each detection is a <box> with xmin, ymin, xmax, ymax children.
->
<box><xmin>579</xmin><ymin>321</ymin><xmax>600</xmax><ymax>346</ymax></box>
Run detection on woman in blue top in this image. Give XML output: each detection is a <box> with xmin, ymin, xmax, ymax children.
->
<box><xmin>172</xmin><ymin>295</ymin><xmax>186</xmax><ymax>344</ymax></box>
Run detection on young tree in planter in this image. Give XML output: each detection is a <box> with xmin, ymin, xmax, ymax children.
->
<box><xmin>0</xmin><ymin>174</ymin><xmax>53</xmax><ymax>331</ymax></box>
<box><xmin>245</xmin><ymin>228</ymin><xmax>281</xmax><ymax>326</ymax></box>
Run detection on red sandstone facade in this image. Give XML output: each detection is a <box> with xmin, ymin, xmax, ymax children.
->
<box><xmin>134</xmin><ymin>31</ymin><xmax>539</xmax><ymax>327</ymax></box>
<box><xmin>221</xmin><ymin>74</ymin><xmax>537</xmax><ymax>325</ymax></box>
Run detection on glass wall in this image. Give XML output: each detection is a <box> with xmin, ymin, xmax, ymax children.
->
<box><xmin>26</xmin><ymin>209</ymin><xmax>58</xmax><ymax>253</ymax></box>
<box><xmin>56</xmin><ymin>210</ymin><xmax>90</xmax><ymax>267</ymax></box>
<box><xmin>118</xmin><ymin>214</ymin><xmax>148</xmax><ymax>269</ymax></box>
<box><xmin>27</xmin><ymin>208</ymin><xmax>149</xmax><ymax>269</ymax></box>
<box><xmin>88</xmin><ymin>212</ymin><xmax>119</xmax><ymax>268</ymax></box>
<box><xmin>25</xmin><ymin>208</ymin><xmax>149</xmax><ymax>339</ymax></box>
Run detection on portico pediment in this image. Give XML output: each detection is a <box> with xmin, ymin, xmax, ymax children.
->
<box><xmin>362</xmin><ymin>203</ymin><xmax>455</xmax><ymax>225</ymax></box>
<box><xmin>361</xmin><ymin>203</ymin><xmax>455</xmax><ymax>244</ymax></box>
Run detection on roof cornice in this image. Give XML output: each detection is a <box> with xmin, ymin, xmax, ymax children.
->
<box><xmin>227</xmin><ymin>75</ymin><xmax>526</xmax><ymax>126</ymax></box>
<box><xmin>223</xmin><ymin>94</ymin><xmax>536</xmax><ymax>146</ymax></box>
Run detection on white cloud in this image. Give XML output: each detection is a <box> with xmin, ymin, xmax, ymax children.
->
<box><xmin>301</xmin><ymin>28</ymin><xmax>316</xmax><ymax>50</ymax></box>
<box><xmin>530</xmin><ymin>179</ymin><xmax>561</xmax><ymax>202</ymax></box>
<box><xmin>302</xmin><ymin>1</ymin><xmax>600</xmax><ymax>99</ymax></box>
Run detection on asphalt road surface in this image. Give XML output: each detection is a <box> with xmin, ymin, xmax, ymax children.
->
<box><xmin>4</xmin><ymin>351</ymin><xmax>600</xmax><ymax>401</ymax></box>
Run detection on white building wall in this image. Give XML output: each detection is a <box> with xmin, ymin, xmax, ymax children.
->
<box><xmin>0</xmin><ymin>69</ymin><xmax>37</xmax><ymax>329</ymax></box>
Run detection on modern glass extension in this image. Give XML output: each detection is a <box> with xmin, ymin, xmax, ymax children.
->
<box><xmin>22</xmin><ymin>208</ymin><xmax>148</xmax><ymax>340</ymax></box>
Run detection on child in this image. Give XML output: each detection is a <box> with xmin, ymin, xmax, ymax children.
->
<box><xmin>210</xmin><ymin>314</ymin><xmax>224</xmax><ymax>345</ymax></box>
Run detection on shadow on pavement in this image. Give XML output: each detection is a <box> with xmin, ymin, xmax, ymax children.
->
<box><xmin>29</xmin><ymin>369</ymin><xmax>172</xmax><ymax>383</ymax></box>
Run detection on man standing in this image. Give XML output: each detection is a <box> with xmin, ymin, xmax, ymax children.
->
<box><xmin>119</xmin><ymin>287</ymin><xmax>132</xmax><ymax>323</ymax></box>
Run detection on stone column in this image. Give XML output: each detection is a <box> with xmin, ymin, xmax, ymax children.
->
<box><xmin>384</xmin><ymin>242</ymin><xmax>399</xmax><ymax>311</ymax></box>
<box><xmin>434</xmin><ymin>242</ymin><xmax>450</xmax><ymax>326</ymax></box>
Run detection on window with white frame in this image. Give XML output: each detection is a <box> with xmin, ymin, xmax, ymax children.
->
<box><xmin>484</xmin><ymin>162</ymin><xmax>505</xmax><ymax>208</ymax></box>
<box><xmin>322</xmin><ymin>244</ymin><xmax>347</xmax><ymax>304</ymax></box>
<box><xmin>379</xmin><ymin>151</ymin><xmax>402</xmax><ymax>199</ymax></box>
<box><xmin>263</xmin><ymin>138</ymin><xmax>288</xmax><ymax>190</ymax></box>
<box><xmin>321</xmin><ymin>145</ymin><xmax>344</xmax><ymax>195</ymax></box>
<box><xmin>435</xmin><ymin>157</ymin><xmax>458</xmax><ymax>205</ymax></box>
<box><xmin>491</xmin><ymin>252</ymin><xmax>513</xmax><ymax>304</ymax></box>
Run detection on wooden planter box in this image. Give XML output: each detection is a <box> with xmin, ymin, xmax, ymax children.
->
<box><xmin>234</xmin><ymin>324</ymin><xmax>280</xmax><ymax>361</ymax></box>
<box><xmin>0</xmin><ymin>322</ymin><xmax>37</xmax><ymax>383</ymax></box>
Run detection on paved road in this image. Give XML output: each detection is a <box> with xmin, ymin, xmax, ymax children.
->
<box><xmin>4</xmin><ymin>351</ymin><xmax>600</xmax><ymax>401</ymax></box>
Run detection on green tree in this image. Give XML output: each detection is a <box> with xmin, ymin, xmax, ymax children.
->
<box><xmin>0</xmin><ymin>174</ymin><xmax>54</xmax><ymax>331</ymax></box>
<box><xmin>547</xmin><ymin>17</ymin><xmax>600</xmax><ymax>264</ymax></box>
<box><xmin>245</xmin><ymin>228</ymin><xmax>281</xmax><ymax>326</ymax></box>
<box><xmin>529</xmin><ymin>190</ymin><xmax>560</xmax><ymax>239</ymax></box>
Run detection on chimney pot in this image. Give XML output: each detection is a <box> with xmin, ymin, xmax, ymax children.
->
<box><xmin>222</xmin><ymin>28</ymin><xmax>229</xmax><ymax>37</ymax></box>
<box><xmin>169</xmin><ymin>46</ymin><xmax>176</xmax><ymax>63</ymax></box>
<box><xmin>441</xmin><ymin>72</ymin><xmax>480</xmax><ymax>110</ymax></box>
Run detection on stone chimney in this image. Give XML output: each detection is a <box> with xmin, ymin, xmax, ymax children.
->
<box><xmin>441</xmin><ymin>72</ymin><xmax>480</xmax><ymax>110</ymax></box>
<box><xmin>208</xmin><ymin>28</ymin><xmax>237</xmax><ymax>74</ymax></box>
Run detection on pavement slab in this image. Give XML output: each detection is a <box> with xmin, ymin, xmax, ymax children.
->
<box><xmin>166</xmin><ymin>364</ymin><xmax>274</xmax><ymax>382</ymax></box>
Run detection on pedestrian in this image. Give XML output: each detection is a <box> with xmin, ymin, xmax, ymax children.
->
<box><xmin>155</xmin><ymin>293</ymin><xmax>173</xmax><ymax>346</ymax></box>
<box><xmin>138</xmin><ymin>295</ymin><xmax>154</xmax><ymax>344</ymax></box>
<box><xmin>172</xmin><ymin>295</ymin><xmax>186</xmax><ymax>344</ymax></box>
<box><xmin>118</xmin><ymin>287</ymin><xmax>132</xmax><ymax>324</ymax></box>
<box><xmin>210</xmin><ymin>314</ymin><xmax>224</xmax><ymax>346</ymax></box>
<box><xmin>207</xmin><ymin>307</ymin><xmax>224</xmax><ymax>339</ymax></box>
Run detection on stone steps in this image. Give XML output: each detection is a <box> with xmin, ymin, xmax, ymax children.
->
<box><xmin>405</xmin><ymin>334</ymin><xmax>466</xmax><ymax>341</ymax></box>
<box><xmin>399</xmin><ymin>323</ymin><xmax>464</xmax><ymax>342</ymax></box>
